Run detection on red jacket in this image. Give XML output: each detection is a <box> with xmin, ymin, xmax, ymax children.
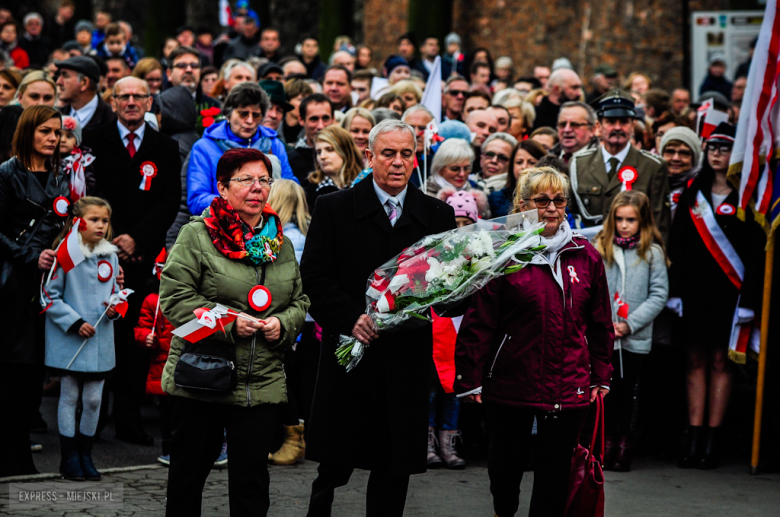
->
<box><xmin>9</xmin><ymin>46</ymin><xmax>29</xmax><ymax>69</ymax></box>
<box><xmin>133</xmin><ymin>293</ymin><xmax>174</xmax><ymax>395</ymax></box>
<box><xmin>454</xmin><ymin>236</ymin><xmax>614</xmax><ymax>411</ymax></box>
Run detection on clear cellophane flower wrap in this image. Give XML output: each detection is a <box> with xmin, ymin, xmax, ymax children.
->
<box><xmin>335</xmin><ymin>210</ymin><xmax>547</xmax><ymax>371</ymax></box>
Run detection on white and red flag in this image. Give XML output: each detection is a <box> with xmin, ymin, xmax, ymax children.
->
<box><xmin>63</xmin><ymin>148</ymin><xmax>94</xmax><ymax>202</ymax></box>
<box><xmin>696</xmin><ymin>99</ymin><xmax>730</xmax><ymax>140</ymax></box>
<box><xmin>729</xmin><ymin>0</ymin><xmax>780</xmax><ymax>233</ymax></box>
<box><xmin>109</xmin><ymin>288</ymin><xmax>134</xmax><ymax>318</ymax></box>
<box><xmin>173</xmin><ymin>304</ymin><xmax>239</xmax><ymax>343</ymax></box>
<box><xmin>56</xmin><ymin>218</ymin><xmax>85</xmax><ymax>273</ymax></box>
<box><xmin>152</xmin><ymin>247</ymin><xmax>167</xmax><ymax>279</ymax></box>
<box><xmin>219</xmin><ymin>0</ymin><xmax>233</xmax><ymax>27</ymax></box>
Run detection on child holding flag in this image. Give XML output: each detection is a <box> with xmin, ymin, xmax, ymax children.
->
<box><xmin>59</xmin><ymin>116</ymin><xmax>95</xmax><ymax>200</ymax></box>
<box><xmin>43</xmin><ymin>197</ymin><xmax>123</xmax><ymax>481</ymax></box>
<box><xmin>595</xmin><ymin>191</ymin><xmax>669</xmax><ymax>472</ymax></box>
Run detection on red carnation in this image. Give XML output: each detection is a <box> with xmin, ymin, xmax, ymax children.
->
<box><xmin>202</xmin><ymin>117</ymin><xmax>215</xmax><ymax>128</ymax></box>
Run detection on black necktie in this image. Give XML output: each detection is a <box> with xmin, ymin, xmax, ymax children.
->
<box><xmin>607</xmin><ymin>157</ymin><xmax>619</xmax><ymax>181</ymax></box>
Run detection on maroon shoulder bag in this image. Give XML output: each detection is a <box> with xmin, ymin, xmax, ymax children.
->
<box><xmin>564</xmin><ymin>393</ymin><xmax>605</xmax><ymax>517</ymax></box>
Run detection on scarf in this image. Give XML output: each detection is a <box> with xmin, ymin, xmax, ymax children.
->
<box><xmin>668</xmin><ymin>163</ymin><xmax>699</xmax><ymax>192</ymax></box>
<box><xmin>614</xmin><ymin>234</ymin><xmax>640</xmax><ymax>250</ymax></box>
<box><xmin>214</xmin><ymin>126</ymin><xmax>273</xmax><ymax>154</ymax></box>
<box><xmin>203</xmin><ymin>196</ymin><xmax>283</xmax><ymax>265</ymax></box>
<box><xmin>539</xmin><ymin>220</ymin><xmax>573</xmax><ymax>265</ymax></box>
<box><xmin>433</xmin><ymin>174</ymin><xmax>466</xmax><ymax>192</ymax></box>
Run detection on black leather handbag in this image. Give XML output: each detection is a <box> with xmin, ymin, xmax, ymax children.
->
<box><xmin>173</xmin><ymin>341</ymin><xmax>238</xmax><ymax>392</ymax></box>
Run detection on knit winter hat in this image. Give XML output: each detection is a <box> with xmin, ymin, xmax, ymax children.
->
<box><xmin>444</xmin><ymin>33</ymin><xmax>461</xmax><ymax>48</ymax></box>
<box><xmin>61</xmin><ymin>116</ymin><xmax>82</xmax><ymax>146</ymax></box>
<box><xmin>438</xmin><ymin>120</ymin><xmax>472</xmax><ymax>143</ymax></box>
<box><xmin>440</xmin><ymin>188</ymin><xmax>479</xmax><ymax>223</ymax></box>
<box><xmin>660</xmin><ymin>126</ymin><xmax>702</xmax><ymax>168</ymax></box>
<box><xmin>383</xmin><ymin>55</ymin><xmax>410</xmax><ymax>78</ymax></box>
<box><xmin>74</xmin><ymin>20</ymin><xmax>94</xmax><ymax>35</ymax></box>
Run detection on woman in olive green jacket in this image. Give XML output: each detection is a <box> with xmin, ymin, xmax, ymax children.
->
<box><xmin>160</xmin><ymin>148</ymin><xmax>309</xmax><ymax>517</ymax></box>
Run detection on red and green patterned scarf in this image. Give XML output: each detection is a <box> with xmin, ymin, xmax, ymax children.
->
<box><xmin>204</xmin><ymin>196</ymin><xmax>284</xmax><ymax>265</ymax></box>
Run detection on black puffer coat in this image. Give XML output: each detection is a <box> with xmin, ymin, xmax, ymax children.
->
<box><xmin>0</xmin><ymin>157</ymin><xmax>70</xmax><ymax>363</ymax></box>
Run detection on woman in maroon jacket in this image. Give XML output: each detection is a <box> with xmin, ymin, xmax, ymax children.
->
<box><xmin>455</xmin><ymin>166</ymin><xmax>614</xmax><ymax>517</ymax></box>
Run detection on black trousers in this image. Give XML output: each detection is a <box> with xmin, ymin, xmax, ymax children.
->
<box><xmin>486</xmin><ymin>404</ymin><xmax>585</xmax><ymax>517</ymax></box>
<box><xmin>306</xmin><ymin>463</ymin><xmax>410</xmax><ymax>517</ymax></box>
<box><xmin>0</xmin><ymin>361</ymin><xmax>39</xmax><ymax>476</ymax></box>
<box><xmin>165</xmin><ymin>396</ymin><xmax>280</xmax><ymax>517</ymax></box>
<box><xmin>605</xmin><ymin>349</ymin><xmax>645</xmax><ymax>437</ymax></box>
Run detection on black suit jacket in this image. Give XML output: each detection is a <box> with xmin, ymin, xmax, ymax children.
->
<box><xmin>83</xmin><ymin>122</ymin><xmax>181</xmax><ymax>264</ymax></box>
<box><xmin>60</xmin><ymin>95</ymin><xmax>117</xmax><ymax>131</ymax></box>
<box><xmin>300</xmin><ymin>175</ymin><xmax>456</xmax><ymax>474</ymax></box>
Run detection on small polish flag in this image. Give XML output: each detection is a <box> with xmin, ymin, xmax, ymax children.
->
<box><xmin>56</xmin><ymin>218</ymin><xmax>85</xmax><ymax>273</ymax></box>
<box><xmin>173</xmin><ymin>304</ymin><xmax>238</xmax><ymax>343</ymax></box>
<box><xmin>152</xmin><ymin>247</ymin><xmax>167</xmax><ymax>279</ymax></box>
<box><xmin>219</xmin><ymin>0</ymin><xmax>233</xmax><ymax>27</ymax></box>
<box><xmin>109</xmin><ymin>289</ymin><xmax>134</xmax><ymax>318</ymax></box>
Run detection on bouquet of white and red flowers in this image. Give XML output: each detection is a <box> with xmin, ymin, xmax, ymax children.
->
<box><xmin>336</xmin><ymin>211</ymin><xmax>547</xmax><ymax>370</ymax></box>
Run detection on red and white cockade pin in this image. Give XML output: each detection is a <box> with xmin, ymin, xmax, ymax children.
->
<box><xmin>618</xmin><ymin>166</ymin><xmax>638</xmax><ymax>191</ymax></box>
<box><xmin>248</xmin><ymin>285</ymin><xmax>272</xmax><ymax>312</ymax></box>
<box><xmin>568</xmin><ymin>265</ymin><xmax>580</xmax><ymax>284</ymax></box>
<box><xmin>97</xmin><ymin>260</ymin><xmax>113</xmax><ymax>282</ymax></box>
<box><xmin>53</xmin><ymin>196</ymin><xmax>70</xmax><ymax>217</ymax></box>
<box><xmin>139</xmin><ymin>161</ymin><xmax>158</xmax><ymax>191</ymax></box>
<box><xmin>716</xmin><ymin>203</ymin><xmax>736</xmax><ymax>216</ymax></box>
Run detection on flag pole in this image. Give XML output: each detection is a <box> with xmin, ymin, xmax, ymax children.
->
<box><xmin>751</xmin><ymin>228</ymin><xmax>775</xmax><ymax>475</ymax></box>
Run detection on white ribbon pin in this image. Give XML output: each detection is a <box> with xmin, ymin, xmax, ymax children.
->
<box><xmin>568</xmin><ymin>265</ymin><xmax>580</xmax><ymax>284</ymax></box>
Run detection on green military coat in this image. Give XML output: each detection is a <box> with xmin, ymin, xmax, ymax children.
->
<box><xmin>160</xmin><ymin>215</ymin><xmax>309</xmax><ymax>406</ymax></box>
<box><xmin>569</xmin><ymin>145</ymin><xmax>671</xmax><ymax>239</ymax></box>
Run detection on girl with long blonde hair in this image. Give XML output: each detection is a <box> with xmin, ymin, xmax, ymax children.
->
<box><xmin>305</xmin><ymin>126</ymin><xmax>363</xmax><ymax>210</ymax></box>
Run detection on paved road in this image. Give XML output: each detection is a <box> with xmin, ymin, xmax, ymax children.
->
<box><xmin>2</xmin><ymin>457</ymin><xmax>779</xmax><ymax>516</ymax></box>
<box><xmin>3</xmin><ymin>397</ymin><xmax>779</xmax><ymax>516</ymax></box>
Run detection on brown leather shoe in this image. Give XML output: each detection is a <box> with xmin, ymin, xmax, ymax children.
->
<box><xmin>268</xmin><ymin>421</ymin><xmax>306</xmax><ymax>466</ymax></box>
<box><xmin>427</xmin><ymin>427</ymin><xmax>443</xmax><ymax>467</ymax></box>
<box><xmin>437</xmin><ymin>430</ymin><xmax>465</xmax><ymax>469</ymax></box>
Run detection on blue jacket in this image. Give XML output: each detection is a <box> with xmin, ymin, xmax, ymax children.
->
<box><xmin>44</xmin><ymin>239</ymin><xmax>121</xmax><ymax>373</ymax></box>
<box><xmin>95</xmin><ymin>42</ymin><xmax>140</xmax><ymax>68</ymax></box>
<box><xmin>187</xmin><ymin>120</ymin><xmax>297</xmax><ymax>216</ymax></box>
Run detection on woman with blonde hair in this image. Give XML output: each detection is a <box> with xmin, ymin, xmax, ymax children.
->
<box><xmin>624</xmin><ymin>72</ymin><xmax>651</xmax><ymax>95</ymax></box>
<box><xmin>389</xmin><ymin>79</ymin><xmax>423</xmax><ymax>108</ymax></box>
<box><xmin>267</xmin><ymin>179</ymin><xmax>310</xmax><ymax>261</ymax></box>
<box><xmin>131</xmin><ymin>57</ymin><xmax>164</xmax><ymax>95</ymax></box>
<box><xmin>494</xmin><ymin>88</ymin><xmax>536</xmax><ymax>141</ymax></box>
<box><xmin>305</xmin><ymin>125</ymin><xmax>363</xmax><ymax>209</ymax></box>
<box><xmin>14</xmin><ymin>71</ymin><xmax>57</xmax><ymax>109</ymax></box>
<box><xmin>340</xmin><ymin>107</ymin><xmax>375</xmax><ymax>164</ymax></box>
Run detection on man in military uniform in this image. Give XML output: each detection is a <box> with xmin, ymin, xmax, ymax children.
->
<box><xmin>569</xmin><ymin>90</ymin><xmax>670</xmax><ymax>239</ymax></box>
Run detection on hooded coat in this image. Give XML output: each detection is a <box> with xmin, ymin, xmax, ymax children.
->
<box><xmin>44</xmin><ymin>238</ymin><xmax>121</xmax><ymax>373</ymax></box>
<box><xmin>187</xmin><ymin>120</ymin><xmax>297</xmax><ymax>216</ymax></box>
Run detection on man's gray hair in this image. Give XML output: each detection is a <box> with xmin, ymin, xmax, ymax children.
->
<box><xmin>226</xmin><ymin>61</ymin><xmax>257</xmax><ymax>82</ymax></box>
<box><xmin>559</xmin><ymin>101</ymin><xmax>597</xmax><ymax>125</ymax></box>
<box><xmin>368</xmin><ymin>119</ymin><xmax>417</xmax><ymax>154</ymax></box>
<box><xmin>481</xmin><ymin>132</ymin><xmax>518</xmax><ymax>153</ymax></box>
<box><xmin>401</xmin><ymin>104</ymin><xmax>433</xmax><ymax>123</ymax></box>
<box><xmin>24</xmin><ymin>12</ymin><xmax>43</xmax><ymax>26</ymax></box>
<box><xmin>431</xmin><ymin>138</ymin><xmax>474</xmax><ymax>178</ymax></box>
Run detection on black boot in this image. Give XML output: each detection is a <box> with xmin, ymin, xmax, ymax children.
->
<box><xmin>697</xmin><ymin>426</ymin><xmax>720</xmax><ymax>470</ymax></box>
<box><xmin>678</xmin><ymin>425</ymin><xmax>702</xmax><ymax>469</ymax></box>
<box><xmin>79</xmin><ymin>433</ymin><xmax>101</xmax><ymax>481</ymax></box>
<box><xmin>59</xmin><ymin>435</ymin><xmax>85</xmax><ymax>481</ymax></box>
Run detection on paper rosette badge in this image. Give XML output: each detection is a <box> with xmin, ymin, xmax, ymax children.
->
<box><xmin>139</xmin><ymin>161</ymin><xmax>158</xmax><ymax>191</ymax></box>
<box><xmin>335</xmin><ymin>211</ymin><xmax>549</xmax><ymax>371</ymax></box>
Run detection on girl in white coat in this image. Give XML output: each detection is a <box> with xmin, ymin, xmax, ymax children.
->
<box><xmin>595</xmin><ymin>191</ymin><xmax>669</xmax><ymax>472</ymax></box>
<box><xmin>44</xmin><ymin>197</ymin><xmax>120</xmax><ymax>481</ymax></box>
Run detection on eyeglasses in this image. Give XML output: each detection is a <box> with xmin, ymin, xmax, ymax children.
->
<box><xmin>706</xmin><ymin>144</ymin><xmax>733</xmax><ymax>155</ymax></box>
<box><xmin>172</xmin><ymin>62</ymin><xmax>200</xmax><ymax>70</ymax></box>
<box><xmin>235</xmin><ymin>110</ymin><xmax>263</xmax><ymax>120</ymax></box>
<box><xmin>662</xmin><ymin>148</ymin><xmax>693</xmax><ymax>158</ymax></box>
<box><xmin>484</xmin><ymin>151</ymin><xmax>510</xmax><ymax>163</ymax></box>
<box><xmin>557</xmin><ymin>121</ymin><xmax>591</xmax><ymax>130</ymax></box>
<box><xmin>526</xmin><ymin>196</ymin><xmax>569</xmax><ymax>208</ymax></box>
<box><xmin>447</xmin><ymin>89</ymin><xmax>467</xmax><ymax>97</ymax></box>
<box><xmin>229</xmin><ymin>176</ymin><xmax>273</xmax><ymax>189</ymax></box>
<box><xmin>113</xmin><ymin>93</ymin><xmax>151</xmax><ymax>102</ymax></box>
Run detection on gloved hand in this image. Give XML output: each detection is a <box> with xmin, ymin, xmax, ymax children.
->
<box><xmin>737</xmin><ymin>308</ymin><xmax>755</xmax><ymax>324</ymax></box>
<box><xmin>666</xmin><ymin>297</ymin><xmax>683</xmax><ymax>317</ymax></box>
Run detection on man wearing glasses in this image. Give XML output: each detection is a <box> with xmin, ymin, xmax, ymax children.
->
<box><xmin>83</xmin><ymin>76</ymin><xmax>182</xmax><ymax>446</ymax></box>
<box><xmin>442</xmin><ymin>76</ymin><xmax>469</xmax><ymax>121</ymax></box>
<box><xmin>550</xmin><ymin>101</ymin><xmax>600</xmax><ymax>163</ymax></box>
<box><xmin>55</xmin><ymin>55</ymin><xmax>116</xmax><ymax>130</ymax></box>
<box><xmin>569</xmin><ymin>90</ymin><xmax>670</xmax><ymax>239</ymax></box>
<box><xmin>166</xmin><ymin>46</ymin><xmax>221</xmax><ymax>111</ymax></box>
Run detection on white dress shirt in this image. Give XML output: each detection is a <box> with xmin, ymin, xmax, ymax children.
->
<box><xmin>117</xmin><ymin>120</ymin><xmax>147</xmax><ymax>150</ymax></box>
<box><xmin>70</xmin><ymin>94</ymin><xmax>99</xmax><ymax>128</ymax></box>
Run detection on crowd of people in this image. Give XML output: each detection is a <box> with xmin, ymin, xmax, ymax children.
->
<box><xmin>0</xmin><ymin>2</ymin><xmax>773</xmax><ymax>517</ymax></box>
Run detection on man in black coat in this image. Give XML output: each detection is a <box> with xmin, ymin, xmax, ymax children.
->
<box><xmin>56</xmin><ymin>56</ymin><xmax>116</xmax><ymax>131</ymax></box>
<box><xmin>300</xmin><ymin>120</ymin><xmax>456</xmax><ymax>516</ymax></box>
<box><xmin>83</xmin><ymin>77</ymin><xmax>181</xmax><ymax>445</ymax></box>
